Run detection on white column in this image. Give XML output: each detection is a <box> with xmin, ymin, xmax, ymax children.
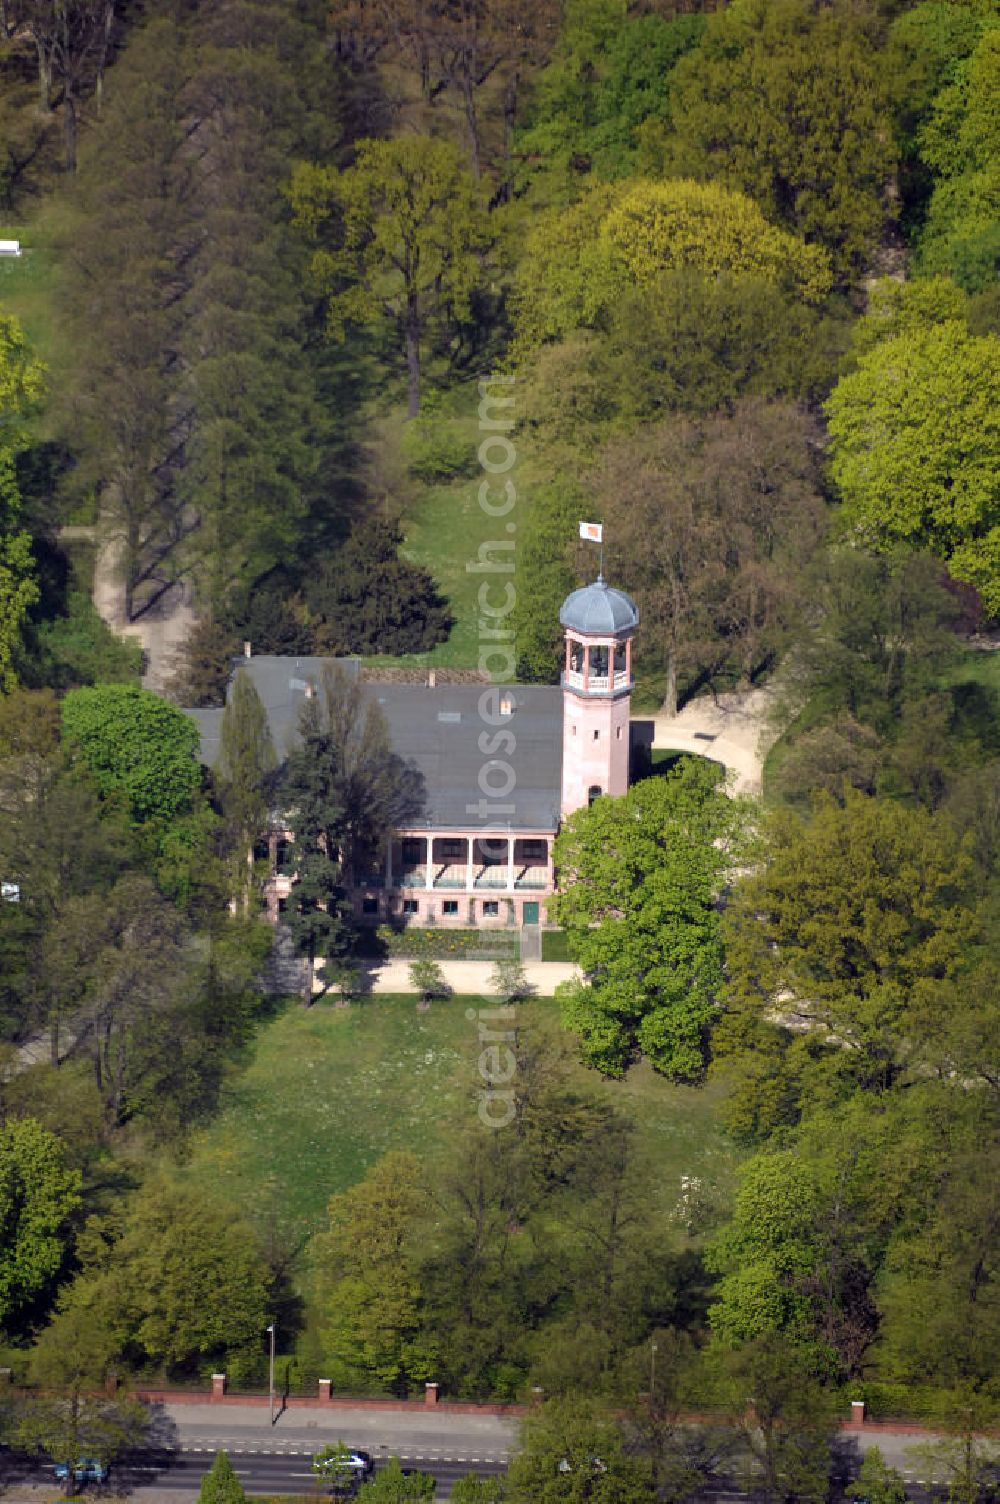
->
<box><xmin>425</xmin><ymin>838</ymin><xmax>434</xmax><ymax>892</ymax></box>
<box><xmin>466</xmin><ymin>835</ymin><xmax>475</xmax><ymax>891</ymax></box>
<box><xmin>507</xmin><ymin>835</ymin><xmax>515</xmax><ymax>891</ymax></box>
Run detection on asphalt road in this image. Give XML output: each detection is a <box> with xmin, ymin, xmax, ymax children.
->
<box><xmin>0</xmin><ymin>1447</ymin><xmax>507</xmax><ymax>1503</ymax></box>
<box><xmin>0</xmin><ymin>1443</ymin><xmax>948</xmax><ymax>1504</ymax></box>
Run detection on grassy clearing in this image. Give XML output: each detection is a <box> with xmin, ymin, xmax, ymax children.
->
<box><xmin>183</xmin><ymin>995</ymin><xmax>740</xmax><ymax>1239</ymax></box>
<box><xmin>0</xmin><ymin>219</ymin><xmax>64</xmax><ymax>381</ymax></box>
<box><xmin>942</xmin><ymin>645</ymin><xmax>1000</xmax><ymax>697</ymax></box>
<box><xmin>362</xmin><ymin>404</ymin><xmax>505</xmax><ymax>672</ymax></box>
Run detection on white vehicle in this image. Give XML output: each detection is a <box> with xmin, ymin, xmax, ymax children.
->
<box><xmin>314</xmin><ymin>1449</ymin><xmax>373</xmax><ymax>1478</ymax></box>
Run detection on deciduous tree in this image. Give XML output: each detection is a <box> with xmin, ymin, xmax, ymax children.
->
<box><xmin>506</xmin><ymin>1396</ymin><xmax>654</xmax><ymax>1503</ymax></box>
<box><xmin>15</xmin><ymin>1293</ymin><xmax>145</xmax><ymax>1486</ymax></box>
<box><xmin>357</xmin><ymin>1456</ymin><xmax>435</xmax><ymax>1502</ymax></box>
<box><xmin>0</xmin><ymin>313</ymin><xmax>45</xmax><ymax>690</ymax></box>
<box><xmin>61</xmin><ymin>683</ymin><xmax>201</xmax><ymax>826</ymax></box>
<box><xmin>725</xmin><ymin>790</ymin><xmax>977</xmax><ymax>1086</ymax></box>
<box><xmin>512</xmin><ymin>177</ymin><xmax>830</xmax><ymax>351</ymax></box>
<box><xmin>315</xmin><ymin>1151</ymin><xmax>436</xmax><ymax>1393</ymax></box>
<box><xmin>712</xmin><ymin>1337</ymin><xmax>839</xmax><ymax>1504</ymax></box>
<box><xmin>85</xmin><ymin>1179</ymin><xmax>270</xmax><ymax>1377</ymax></box>
<box><xmin>215</xmin><ymin>670</ymin><xmax>276</xmax><ymax>913</ymax></box>
<box><xmin>597</xmin><ymin>400</ymin><xmax>827</xmax><ymax>715</ymax></box>
<box><xmin>554</xmin><ymin>759</ymin><xmax>747</xmax><ymax>1079</ymax></box>
<box><xmin>825</xmin><ymin>323</ymin><xmax>1000</xmax><ymax>614</ymax></box>
<box><xmin>660</xmin><ymin>0</ymin><xmax>894</xmax><ymax>280</ymax></box>
<box><xmin>516</xmin><ymin>5</ymin><xmax>706</xmax><ymax>192</ymax></box>
<box><xmin>18</xmin><ymin>0</ymin><xmax>121</xmax><ymax>171</ymax></box>
<box><xmin>0</xmin><ymin>1117</ymin><xmax>81</xmax><ymax>1336</ymax></box>
<box><xmin>290</xmin><ymin>138</ymin><xmax>490</xmax><ymax>416</ymax></box>
<box><xmin>450</xmin><ymin>1475</ymin><xmax>505</xmax><ymax>1503</ymax></box>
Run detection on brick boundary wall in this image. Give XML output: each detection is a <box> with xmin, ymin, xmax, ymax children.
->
<box><xmin>128</xmin><ymin>1388</ymin><xmax>980</xmax><ymax>1437</ymax></box>
<box><xmin>131</xmin><ymin>1388</ymin><xmax>527</xmax><ymax>1418</ymax></box>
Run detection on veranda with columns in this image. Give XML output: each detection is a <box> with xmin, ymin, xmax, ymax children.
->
<box><xmin>349</xmin><ymin>828</ymin><xmax>555</xmax><ymax>927</ymax></box>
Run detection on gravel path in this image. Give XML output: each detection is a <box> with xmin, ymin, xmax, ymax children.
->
<box><xmin>649</xmin><ymin>684</ymin><xmax>782</xmax><ymax>795</ymax></box>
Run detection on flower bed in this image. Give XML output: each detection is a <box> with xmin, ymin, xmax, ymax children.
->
<box><xmin>355</xmin><ymin>926</ymin><xmax>519</xmax><ymax>960</ymax></box>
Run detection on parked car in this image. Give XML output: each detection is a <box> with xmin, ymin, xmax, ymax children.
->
<box><xmin>53</xmin><ymin>1459</ymin><xmax>109</xmax><ymax>1485</ymax></box>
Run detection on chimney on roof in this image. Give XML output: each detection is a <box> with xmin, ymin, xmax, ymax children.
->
<box><xmin>243</xmin><ymin>640</ymin><xmax>252</xmax><ymax>659</ymax></box>
<box><xmin>428</xmin><ymin>670</ymin><xmax>436</xmax><ymax>688</ymax></box>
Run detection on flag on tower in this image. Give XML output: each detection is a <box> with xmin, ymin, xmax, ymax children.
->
<box><xmin>579</xmin><ymin>521</ymin><xmax>603</xmax><ymax>542</ymax></box>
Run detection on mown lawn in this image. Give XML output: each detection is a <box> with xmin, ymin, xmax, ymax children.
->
<box><xmin>362</xmin><ymin>399</ymin><xmax>518</xmax><ymax>673</ymax></box>
<box><xmin>183</xmin><ymin>995</ymin><xmax>741</xmax><ymax>1240</ymax></box>
<box><xmin>0</xmin><ymin>220</ymin><xmax>64</xmax><ymax>377</ymax></box>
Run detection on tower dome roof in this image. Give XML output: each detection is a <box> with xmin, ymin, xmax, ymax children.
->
<box><xmin>560</xmin><ymin>576</ymin><xmax>639</xmax><ymax>636</ymax></box>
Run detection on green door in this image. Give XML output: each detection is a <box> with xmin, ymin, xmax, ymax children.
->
<box><xmin>522</xmin><ymin>901</ymin><xmax>539</xmax><ymax>926</ymax></box>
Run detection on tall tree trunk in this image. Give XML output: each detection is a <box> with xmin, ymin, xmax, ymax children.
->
<box><xmin>500</xmin><ymin>73</ymin><xmax>519</xmax><ymax>205</ymax></box>
<box><xmin>95</xmin><ymin>0</ymin><xmax>115</xmax><ymax>114</ymax></box>
<box><xmin>63</xmin><ymin>86</ymin><xmax>78</xmax><ymax>173</ymax></box>
<box><xmin>405</xmin><ymin>297</ymin><xmax>421</xmax><ymax>418</ymax></box>
<box><xmin>244</xmin><ymin>841</ymin><xmax>254</xmax><ymax>916</ymax></box>
<box><xmin>124</xmin><ymin>507</ymin><xmax>140</xmax><ymax>622</ymax></box>
<box><xmin>34</xmin><ymin>38</ymin><xmax>52</xmax><ymax>112</ymax></box>
<box><xmin>50</xmin><ymin>1014</ymin><xmax>60</xmax><ymax>1067</ymax></box>
<box><xmin>460</xmin><ymin>69</ymin><xmax>481</xmax><ymax>180</ymax></box>
<box><xmin>661</xmin><ymin>647</ymin><xmax>678</xmax><ymax>718</ymax></box>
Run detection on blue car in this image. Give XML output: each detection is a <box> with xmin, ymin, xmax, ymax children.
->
<box><xmin>53</xmin><ymin>1459</ymin><xmax>109</xmax><ymax>1484</ymax></box>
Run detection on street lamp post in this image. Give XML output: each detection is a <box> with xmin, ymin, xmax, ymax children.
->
<box><xmin>267</xmin><ymin>1323</ymin><xmax>276</xmax><ymax>1426</ymax></box>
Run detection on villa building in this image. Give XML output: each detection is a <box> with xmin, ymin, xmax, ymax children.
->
<box><xmin>189</xmin><ymin>574</ymin><xmax>640</xmax><ymax>930</ymax></box>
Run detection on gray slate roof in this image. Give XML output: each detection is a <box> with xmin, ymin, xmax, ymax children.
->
<box><xmin>187</xmin><ymin>657</ymin><xmax>562</xmax><ymax>833</ymax></box>
<box><xmin>560</xmin><ymin>576</ymin><xmax>639</xmax><ymax>636</ymax></box>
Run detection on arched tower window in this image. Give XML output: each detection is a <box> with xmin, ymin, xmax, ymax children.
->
<box><xmin>588</xmin><ymin>785</ymin><xmax>602</xmax><ymax>805</ymax></box>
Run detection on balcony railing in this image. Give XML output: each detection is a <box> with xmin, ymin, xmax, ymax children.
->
<box><xmin>564</xmin><ymin>668</ymin><xmax>630</xmax><ymax>692</ymax></box>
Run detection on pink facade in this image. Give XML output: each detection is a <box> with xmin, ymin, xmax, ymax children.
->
<box><xmin>560</xmin><ymin>630</ymin><xmax>634</xmax><ymax>819</ymax></box>
<box><xmin>264</xmin><ymin>574</ymin><xmax>638</xmax><ymax>930</ymax></box>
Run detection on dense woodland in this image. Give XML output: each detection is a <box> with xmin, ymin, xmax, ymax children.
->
<box><xmin>0</xmin><ymin>0</ymin><xmax>999</xmax><ymax>1499</ymax></box>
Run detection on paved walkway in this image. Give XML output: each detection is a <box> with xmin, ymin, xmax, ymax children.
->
<box><xmin>60</xmin><ymin>518</ymin><xmax>195</xmax><ymax>693</ymax></box>
<box><xmin>647</xmin><ymin>684</ymin><xmax>783</xmax><ymax>796</ymax></box>
<box><xmin>324</xmin><ymin>959</ymin><xmax>580</xmax><ymax>998</ymax></box>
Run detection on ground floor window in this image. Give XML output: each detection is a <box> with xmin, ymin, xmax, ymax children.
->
<box><xmin>402</xmin><ymin>899</ymin><xmax>418</xmax><ymax>915</ymax></box>
<box><xmin>442</xmin><ymin>900</ymin><xmax>459</xmax><ymax>916</ymax></box>
<box><xmin>483</xmin><ymin>900</ymin><xmax>499</xmax><ymax>917</ymax></box>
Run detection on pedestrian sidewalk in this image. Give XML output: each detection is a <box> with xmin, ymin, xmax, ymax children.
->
<box><xmin>360</xmin><ymin>959</ymin><xmax>579</xmax><ymax>996</ymax></box>
<box><xmin>150</xmin><ymin>1399</ymin><xmax>520</xmax><ymax>1455</ymax></box>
